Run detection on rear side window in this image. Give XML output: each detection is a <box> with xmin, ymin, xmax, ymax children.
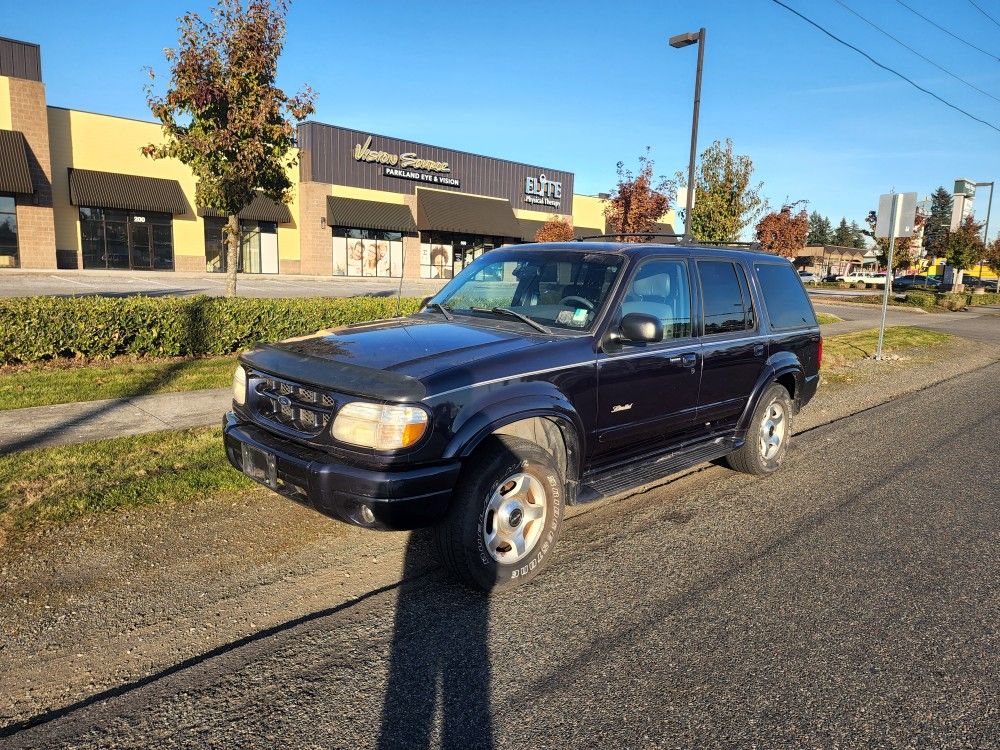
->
<box><xmin>755</xmin><ymin>263</ymin><xmax>817</xmax><ymax>329</ymax></box>
<box><xmin>698</xmin><ymin>261</ymin><xmax>754</xmax><ymax>335</ymax></box>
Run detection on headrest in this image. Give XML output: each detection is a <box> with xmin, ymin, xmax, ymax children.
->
<box><xmin>632</xmin><ymin>272</ymin><xmax>670</xmax><ymax>298</ymax></box>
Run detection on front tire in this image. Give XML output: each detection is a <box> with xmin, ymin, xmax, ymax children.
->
<box><xmin>724</xmin><ymin>383</ymin><xmax>793</xmax><ymax>475</ymax></box>
<box><xmin>434</xmin><ymin>435</ymin><xmax>564</xmax><ymax>592</ymax></box>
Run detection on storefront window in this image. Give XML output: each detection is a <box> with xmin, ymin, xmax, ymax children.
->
<box><xmin>204</xmin><ymin>217</ymin><xmax>279</xmax><ymax>274</ymax></box>
<box><xmin>332</xmin><ymin>228</ymin><xmax>404</xmax><ymax>277</ymax></box>
<box><xmin>420</xmin><ymin>232</ymin><xmax>510</xmax><ymax>279</ymax></box>
<box><xmin>80</xmin><ymin>207</ymin><xmax>174</xmax><ymax>270</ymax></box>
<box><xmin>0</xmin><ymin>195</ymin><xmax>18</xmax><ymax>269</ymax></box>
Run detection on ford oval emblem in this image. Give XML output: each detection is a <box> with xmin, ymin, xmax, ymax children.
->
<box><xmin>278</xmin><ymin>395</ymin><xmax>292</xmax><ymax>407</ymax></box>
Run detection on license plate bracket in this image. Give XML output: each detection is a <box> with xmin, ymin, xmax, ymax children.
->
<box><xmin>241</xmin><ymin>443</ymin><xmax>277</xmax><ymax>489</ymax></box>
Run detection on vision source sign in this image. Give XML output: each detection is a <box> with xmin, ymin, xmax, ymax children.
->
<box><xmin>354</xmin><ymin>135</ymin><xmax>461</xmax><ymax>188</ymax></box>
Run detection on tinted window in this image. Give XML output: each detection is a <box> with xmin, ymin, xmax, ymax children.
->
<box><xmin>755</xmin><ymin>263</ymin><xmax>817</xmax><ymax>329</ymax></box>
<box><xmin>619</xmin><ymin>259</ymin><xmax>692</xmax><ymax>340</ymax></box>
<box><xmin>698</xmin><ymin>261</ymin><xmax>753</xmax><ymax>335</ymax></box>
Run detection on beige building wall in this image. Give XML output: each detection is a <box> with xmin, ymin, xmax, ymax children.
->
<box><xmin>0</xmin><ymin>76</ymin><xmax>11</xmax><ymax>130</ymax></box>
<box><xmin>6</xmin><ymin>76</ymin><xmax>57</xmax><ymax>268</ymax></box>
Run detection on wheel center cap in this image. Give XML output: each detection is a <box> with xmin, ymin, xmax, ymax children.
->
<box><xmin>508</xmin><ymin>507</ymin><xmax>523</xmax><ymax>528</ymax></box>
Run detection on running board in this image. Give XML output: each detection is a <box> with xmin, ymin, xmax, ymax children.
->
<box><xmin>575</xmin><ymin>437</ymin><xmax>739</xmax><ymax>504</ymax></box>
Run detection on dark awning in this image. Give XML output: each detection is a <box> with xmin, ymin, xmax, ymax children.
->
<box><xmin>326</xmin><ymin>196</ymin><xmax>416</xmax><ymax>232</ymax></box>
<box><xmin>68</xmin><ymin>168</ymin><xmax>188</xmax><ymax>215</ymax></box>
<box><xmin>199</xmin><ymin>191</ymin><xmax>292</xmax><ymax>224</ymax></box>
<box><xmin>417</xmin><ymin>189</ymin><xmax>521</xmax><ymax>238</ymax></box>
<box><xmin>0</xmin><ymin>129</ymin><xmax>33</xmax><ymax>194</ymax></box>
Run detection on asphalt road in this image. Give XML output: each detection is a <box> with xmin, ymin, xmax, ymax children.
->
<box><xmin>4</xmin><ymin>363</ymin><xmax>998</xmax><ymax>749</ymax></box>
<box><xmin>0</xmin><ymin>271</ymin><xmax>446</xmax><ymax>299</ymax></box>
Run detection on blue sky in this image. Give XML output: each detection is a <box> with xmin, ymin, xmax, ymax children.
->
<box><xmin>4</xmin><ymin>0</ymin><xmax>1000</xmax><ymax>238</ymax></box>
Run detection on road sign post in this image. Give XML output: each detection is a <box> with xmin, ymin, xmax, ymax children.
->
<box><xmin>874</xmin><ymin>192</ymin><xmax>918</xmax><ymax>361</ymax></box>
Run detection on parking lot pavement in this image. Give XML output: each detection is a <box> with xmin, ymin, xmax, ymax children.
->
<box><xmin>3</xmin><ymin>363</ymin><xmax>999</xmax><ymax>748</ymax></box>
<box><xmin>0</xmin><ymin>272</ymin><xmax>447</xmax><ymax>299</ymax></box>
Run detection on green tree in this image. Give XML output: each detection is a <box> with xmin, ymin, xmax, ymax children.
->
<box><xmin>830</xmin><ymin>218</ymin><xmax>854</xmax><ymax>247</ymax></box>
<box><xmin>946</xmin><ymin>214</ymin><xmax>985</xmax><ymax>284</ymax></box>
<box><xmin>144</xmin><ymin>0</ymin><xmax>316</xmax><ymax>296</ymax></box>
<box><xmin>849</xmin><ymin>220</ymin><xmax>866</xmax><ymax>249</ymax></box>
<box><xmin>682</xmin><ymin>139</ymin><xmax>765</xmax><ymax>242</ymax></box>
<box><xmin>923</xmin><ymin>186</ymin><xmax>953</xmax><ymax>259</ymax></box>
<box><xmin>806</xmin><ymin>211</ymin><xmax>832</xmax><ymax>246</ymax></box>
<box><xmin>983</xmin><ymin>236</ymin><xmax>1000</xmax><ymax>292</ymax></box>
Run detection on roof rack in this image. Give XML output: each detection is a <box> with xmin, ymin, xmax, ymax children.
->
<box><xmin>575</xmin><ymin>232</ymin><xmax>684</xmax><ymax>242</ymax></box>
<box><xmin>575</xmin><ymin>233</ymin><xmax>762</xmax><ymax>251</ymax></box>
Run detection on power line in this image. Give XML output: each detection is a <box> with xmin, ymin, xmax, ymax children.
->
<box><xmin>968</xmin><ymin>0</ymin><xmax>1000</xmax><ymax>30</ymax></box>
<box><xmin>770</xmin><ymin>0</ymin><xmax>1000</xmax><ymax>134</ymax></box>
<box><xmin>893</xmin><ymin>0</ymin><xmax>1000</xmax><ymax>62</ymax></box>
<box><xmin>832</xmin><ymin>0</ymin><xmax>1000</xmax><ymax>105</ymax></box>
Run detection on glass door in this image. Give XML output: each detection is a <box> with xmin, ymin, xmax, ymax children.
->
<box><xmin>129</xmin><ymin>215</ymin><xmax>151</xmax><ymax>269</ymax></box>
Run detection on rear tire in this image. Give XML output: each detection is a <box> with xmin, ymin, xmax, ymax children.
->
<box><xmin>434</xmin><ymin>435</ymin><xmax>564</xmax><ymax>592</ymax></box>
<box><xmin>724</xmin><ymin>383</ymin><xmax>793</xmax><ymax>476</ymax></box>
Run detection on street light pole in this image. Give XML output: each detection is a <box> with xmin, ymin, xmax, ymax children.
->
<box><xmin>670</xmin><ymin>27</ymin><xmax>706</xmax><ymax>243</ymax></box>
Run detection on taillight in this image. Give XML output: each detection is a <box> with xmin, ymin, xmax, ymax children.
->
<box><xmin>817</xmin><ymin>336</ymin><xmax>823</xmax><ymax>369</ymax></box>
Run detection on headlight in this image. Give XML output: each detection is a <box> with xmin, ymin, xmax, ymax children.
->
<box><xmin>232</xmin><ymin>365</ymin><xmax>247</xmax><ymax>406</ymax></box>
<box><xmin>332</xmin><ymin>401</ymin><xmax>428</xmax><ymax>450</ymax></box>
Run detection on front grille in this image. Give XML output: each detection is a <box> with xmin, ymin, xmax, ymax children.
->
<box><xmin>250</xmin><ymin>372</ymin><xmax>336</xmax><ymax>436</ymax></box>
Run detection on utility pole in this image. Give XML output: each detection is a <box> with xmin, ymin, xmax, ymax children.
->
<box><xmin>670</xmin><ymin>27</ymin><xmax>706</xmax><ymax>243</ymax></box>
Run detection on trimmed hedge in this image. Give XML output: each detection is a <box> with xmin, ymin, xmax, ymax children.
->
<box><xmin>0</xmin><ymin>295</ymin><xmax>422</xmax><ymax>364</ymax></box>
<box><xmin>968</xmin><ymin>291</ymin><xmax>1000</xmax><ymax>305</ymax></box>
<box><xmin>905</xmin><ymin>290</ymin><xmax>937</xmax><ymax>309</ymax></box>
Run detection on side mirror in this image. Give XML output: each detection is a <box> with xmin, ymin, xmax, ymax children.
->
<box><xmin>419</xmin><ymin>295</ymin><xmax>433</xmax><ymax>309</ymax></box>
<box><xmin>620</xmin><ymin>312</ymin><xmax>662</xmax><ymax>343</ymax></box>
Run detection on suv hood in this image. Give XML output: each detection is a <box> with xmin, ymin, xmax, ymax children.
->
<box><xmin>240</xmin><ymin>316</ymin><xmax>543</xmax><ymax>401</ymax></box>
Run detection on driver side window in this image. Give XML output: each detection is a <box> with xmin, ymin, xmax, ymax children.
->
<box><xmin>619</xmin><ymin>259</ymin><xmax>693</xmax><ymax>341</ymax></box>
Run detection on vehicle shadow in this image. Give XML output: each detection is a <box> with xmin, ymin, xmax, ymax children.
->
<box><xmin>377</xmin><ymin>530</ymin><xmax>494</xmax><ymax>750</ymax></box>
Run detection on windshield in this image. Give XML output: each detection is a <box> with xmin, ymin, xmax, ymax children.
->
<box><xmin>428</xmin><ymin>249</ymin><xmax>623</xmax><ymax>331</ymax></box>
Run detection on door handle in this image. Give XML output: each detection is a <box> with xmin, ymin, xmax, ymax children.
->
<box><xmin>754</xmin><ymin>344</ymin><xmax>765</xmax><ymax>357</ymax></box>
<box><xmin>669</xmin><ymin>352</ymin><xmax>698</xmax><ymax>367</ymax></box>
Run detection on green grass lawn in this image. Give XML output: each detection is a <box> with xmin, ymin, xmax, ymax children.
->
<box><xmin>816</xmin><ymin>312</ymin><xmax>842</xmax><ymax>325</ymax></box>
<box><xmin>0</xmin><ymin>356</ymin><xmax>236</xmax><ymax>411</ymax></box>
<box><xmin>0</xmin><ymin>426</ymin><xmax>254</xmax><ymax>545</ymax></box>
<box><xmin>822</xmin><ymin>326</ymin><xmax>952</xmax><ymax>384</ymax></box>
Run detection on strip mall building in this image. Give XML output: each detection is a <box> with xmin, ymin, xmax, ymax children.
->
<box><xmin>1</xmin><ymin>37</ymin><xmax>666</xmax><ymax>281</ymax></box>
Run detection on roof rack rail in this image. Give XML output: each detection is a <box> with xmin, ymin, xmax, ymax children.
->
<box><xmin>575</xmin><ymin>232</ymin><xmax>684</xmax><ymax>242</ymax></box>
<box><xmin>575</xmin><ymin>233</ymin><xmax>762</xmax><ymax>251</ymax></box>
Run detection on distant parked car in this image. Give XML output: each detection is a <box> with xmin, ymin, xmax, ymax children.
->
<box><xmin>798</xmin><ymin>270</ymin><xmax>820</xmax><ymax>284</ymax></box>
<box><xmin>839</xmin><ymin>271</ymin><xmax>886</xmax><ymax>285</ymax></box>
<box><xmin>892</xmin><ymin>275</ymin><xmax>941</xmax><ymax>292</ymax></box>
<box><xmin>961</xmin><ymin>276</ymin><xmax>993</xmax><ymax>291</ymax></box>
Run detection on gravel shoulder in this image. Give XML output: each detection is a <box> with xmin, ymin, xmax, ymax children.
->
<box><xmin>1</xmin><ymin>335</ymin><xmax>998</xmax><ymax>730</ymax></box>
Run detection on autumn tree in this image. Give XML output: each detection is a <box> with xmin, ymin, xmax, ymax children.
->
<box><xmin>923</xmin><ymin>186</ymin><xmax>953</xmax><ymax>259</ymax></box>
<box><xmin>144</xmin><ymin>0</ymin><xmax>316</xmax><ymax>296</ymax></box>
<box><xmin>534</xmin><ymin>216</ymin><xmax>575</xmax><ymax>242</ymax></box>
<box><xmin>755</xmin><ymin>203</ymin><xmax>808</xmax><ymax>258</ymax></box>
<box><xmin>604</xmin><ymin>148</ymin><xmax>671</xmax><ymax>242</ymax></box>
<box><xmin>946</xmin><ymin>214</ymin><xmax>985</xmax><ymax>286</ymax></box>
<box><xmin>806</xmin><ymin>211</ymin><xmax>832</xmax><ymax>246</ymax></box>
<box><xmin>983</xmin><ymin>236</ymin><xmax>1000</xmax><ymax>292</ymax></box>
<box><xmin>681</xmin><ymin>138</ymin><xmax>765</xmax><ymax>243</ymax></box>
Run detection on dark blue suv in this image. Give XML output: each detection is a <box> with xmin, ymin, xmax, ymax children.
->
<box><xmin>224</xmin><ymin>243</ymin><xmax>821</xmax><ymax>591</ymax></box>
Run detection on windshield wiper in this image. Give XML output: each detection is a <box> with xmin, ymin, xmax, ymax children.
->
<box><xmin>426</xmin><ymin>302</ymin><xmax>453</xmax><ymax>320</ymax></box>
<box><xmin>470</xmin><ymin>306</ymin><xmax>550</xmax><ymax>334</ymax></box>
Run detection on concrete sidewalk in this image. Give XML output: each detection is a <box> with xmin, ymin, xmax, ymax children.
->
<box><xmin>0</xmin><ymin>388</ymin><xmax>231</xmax><ymax>454</ymax></box>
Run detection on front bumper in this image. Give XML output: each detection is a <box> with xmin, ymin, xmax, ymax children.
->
<box><xmin>223</xmin><ymin>412</ymin><xmax>461</xmax><ymax>530</ymax></box>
